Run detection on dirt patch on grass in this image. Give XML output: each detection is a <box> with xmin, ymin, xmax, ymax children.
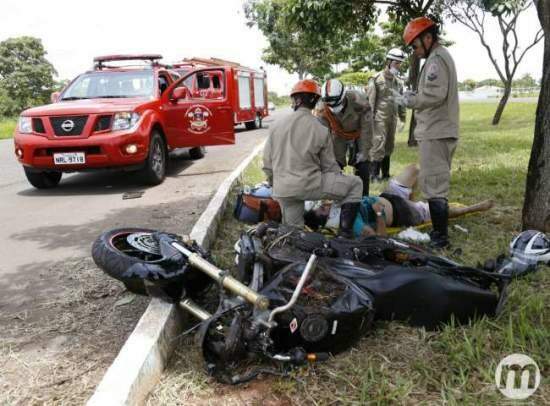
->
<box><xmin>0</xmin><ymin>197</ymin><xmax>209</xmax><ymax>405</ymax></box>
<box><xmin>0</xmin><ymin>257</ymin><xmax>149</xmax><ymax>405</ymax></box>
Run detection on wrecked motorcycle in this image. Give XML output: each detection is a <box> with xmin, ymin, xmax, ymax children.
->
<box><xmin>91</xmin><ymin>224</ymin><xmax>542</xmax><ymax>383</ymax></box>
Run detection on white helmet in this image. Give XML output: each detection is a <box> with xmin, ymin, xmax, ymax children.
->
<box><xmin>386</xmin><ymin>48</ymin><xmax>406</xmax><ymax>63</ymax></box>
<box><xmin>510</xmin><ymin>230</ymin><xmax>550</xmax><ymax>265</ymax></box>
<box><xmin>321</xmin><ymin>79</ymin><xmax>346</xmax><ymax>113</ymax></box>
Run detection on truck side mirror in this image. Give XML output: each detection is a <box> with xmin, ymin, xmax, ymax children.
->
<box><xmin>171</xmin><ymin>87</ymin><xmax>189</xmax><ymax>101</ymax></box>
<box><xmin>51</xmin><ymin>92</ymin><xmax>60</xmax><ymax>103</ymax></box>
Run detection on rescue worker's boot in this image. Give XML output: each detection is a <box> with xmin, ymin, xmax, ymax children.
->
<box><xmin>369</xmin><ymin>161</ymin><xmax>381</xmax><ymax>182</ymax></box>
<box><xmin>381</xmin><ymin>156</ymin><xmax>391</xmax><ymax>180</ymax></box>
<box><xmin>339</xmin><ymin>202</ymin><xmax>360</xmax><ymax>239</ymax></box>
<box><xmin>355</xmin><ymin>161</ymin><xmax>370</xmax><ymax>196</ymax></box>
<box><xmin>428</xmin><ymin>198</ymin><xmax>450</xmax><ymax>249</ymax></box>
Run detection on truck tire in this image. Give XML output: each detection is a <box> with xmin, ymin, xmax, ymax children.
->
<box><xmin>141</xmin><ymin>131</ymin><xmax>166</xmax><ymax>185</ymax></box>
<box><xmin>189</xmin><ymin>146</ymin><xmax>206</xmax><ymax>160</ymax></box>
<box><xmin>245</xmin><ymin>115</ymin><xmax>262</xmax><ymax>130</ymax></box>
<box><xmin>255</xmin><ymin>114</ymin><xmax>263</xmax><ymax>129</ymax></box>
<box><xmin>24</xmin><ymin>167</ymin><xmax>62</xmax><ymax>189</ymax></box>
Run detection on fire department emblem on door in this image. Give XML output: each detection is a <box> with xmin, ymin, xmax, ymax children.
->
<box><xmin>186</xmin><ymin>105</ymin><xmax>212</xmax><ymax>134</ymax></box>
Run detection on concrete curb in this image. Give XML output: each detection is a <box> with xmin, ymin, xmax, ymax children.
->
<box><xmin>87</xmin><ymin>141</ymin><xmax>265</xmax><ymax>406</ymax></box>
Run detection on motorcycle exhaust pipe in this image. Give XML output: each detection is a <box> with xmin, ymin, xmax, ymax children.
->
<box><xmin>172</xmin><ymin>242</ymin><xmax>270</xmax><ymax>310</ymax></box>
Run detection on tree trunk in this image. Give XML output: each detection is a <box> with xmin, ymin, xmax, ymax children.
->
<box><xmin>522</xmin><ymin>0</ymin><xmax>550</xmax><ymax>232</ymax></box>
<box><xmin>298</xmin><ymin>71</ymin><xmax>304</xmax><ymax>80</ymax></box>
<box><xmin>407</xmin><ymin>54</ymin><xmax>421</xmax><ymax>147</ymax></box>
<box><xmin>492</xmin><ymin>81</ymin><xmax>512</xmax><ymax>125</ymax></box>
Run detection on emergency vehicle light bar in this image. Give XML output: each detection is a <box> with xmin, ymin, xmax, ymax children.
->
<box><xmin>93</xmin><ymin>54</ymin><xmax>163</xmax><ymax>69</ymax></box>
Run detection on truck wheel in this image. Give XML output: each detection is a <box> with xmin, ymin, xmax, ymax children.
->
<box><xmin>255</xmin><ymin>114</ymin><xmax>263</xmax><ymax>129</ymax></box>
<box><xmin>24</xmin><ymin>167</ymin><xmax>62</xmax><ymax>189</ymax></box>
<box><xmin>245</xmin><ymin>120</ymin><xmax>257</xmax><ymax>130</ymax></box>
<box><xmin>141</xmin><ymin>131</ymin><xmax>167</xmax><ymax>185</ymax></box>
<box><xmin>189</xmin><ymin>146</ymin><xmax>206</xmax><ymax>160</ymax></box>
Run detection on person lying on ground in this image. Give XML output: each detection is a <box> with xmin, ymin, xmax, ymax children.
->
<box><xmin>304</xmin><ymin>164</ymin><xmax>494</xmax><ymax>238</ymax></box>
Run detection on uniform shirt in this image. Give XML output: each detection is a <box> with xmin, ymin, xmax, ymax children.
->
<box><xmin>366</xmin><ymin>71</ymin><xmax>406</xmax><ymax>123</ymax></box>
<box><xmin>316</xmin><ymin>90</ymin><xmax>374</xmax><ymax>162</ymax></box>
<box><xmin>409</xmin><ymin>44</ymin><xmax>459</xmax><ymax>140</ymax></box>
<box><xmin>263</xmin><ymin>107</ymin><xmax>340</xmax><ymax>199</ymax></box>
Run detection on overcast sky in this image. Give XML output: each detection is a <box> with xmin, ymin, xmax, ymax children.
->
<box><xmin>1</xmin><ymin>0</ymin><xmax>544</xmax><ymax>94</ymax></box>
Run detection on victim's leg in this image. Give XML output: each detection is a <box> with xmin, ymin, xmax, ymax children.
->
<box><xmin>448</xmin><ymin>200</ymin><xmax>494</xmax><ymax>218</ymax></box>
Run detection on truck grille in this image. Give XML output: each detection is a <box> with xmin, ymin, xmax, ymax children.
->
<box><xmin>32</xmin><ymin>118</ymin><xmax>45</xmax><ymax>133</ymax></box>
<box><xmin>94</xmin><ymin>115</ymin><xmax>112</xmax><ymax>131</ymax></box>
<box><xmin>50</xmin><ymin>116</ymin><xmax>88</xmax><ymax>136</ymax></box>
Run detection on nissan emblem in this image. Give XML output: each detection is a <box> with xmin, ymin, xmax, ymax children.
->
<box><xmin>61</xmin><ymin>119</ymin><xmax>75</xmax><ymax>132</ymax></box>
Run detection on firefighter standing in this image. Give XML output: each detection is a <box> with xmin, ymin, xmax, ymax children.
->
<box><xmin>397</xmin><ymin>16</ymin><xmax>459</xmax><ymax>248</ymax></box>
<box><xmin>366</xmin><ymin>48</ymin><xmax>407</xmax><ymax>181</ymax></box>
<box><xmin>263</xmin><ymin>79</ymin><xmax>363</xmax><ymax>238</ymax></box>
<box><xmin>317</xmin><ymin>79</ymin><xmax>374</xmax><ymax>197</ymax></box>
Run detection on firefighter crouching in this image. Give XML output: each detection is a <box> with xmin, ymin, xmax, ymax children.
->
<box><xmin>366</xmin><ymin>48</ymin><xmax>407</xmax><ymax>181</ymax></box>
<box><xmin>316</xmin><ymin>79</ymin><xmax>374</xmax><ymax>197</ymax></box>
<box><xmin>263</xmin><ymin>79</ymin><xmax>363</xmax><ymax>238</ymax></box>
<box><xmin>397</xmin><ymin>16</ymin><xmax>460</xmax><ymax>248</ymax></box>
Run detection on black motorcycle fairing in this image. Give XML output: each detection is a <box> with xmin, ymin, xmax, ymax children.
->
<box><xmin>322</xmin><ymin>259</ymin><xmax>499</xmax><ymax>329</ymax></box>
<box><xmin>260</xmin><ymin>261</ymin><xmax>375</xmax><ymax>354</ymax></box>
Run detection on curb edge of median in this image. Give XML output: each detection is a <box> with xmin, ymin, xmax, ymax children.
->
<box><xmin>87</xmin><ymin>141</ymin><xmax>266</xmax><ymax>406</ymax></box>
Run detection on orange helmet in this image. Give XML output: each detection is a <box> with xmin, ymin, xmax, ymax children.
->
<box><xmin>290</xmin><ymin>79</ymin><xmax>321</xmax><ymax>97</ymax></box>
<box><xmin>403</xmin><ymin>17</ymin><xmax>436</xmax><ymax>46</ymax></box>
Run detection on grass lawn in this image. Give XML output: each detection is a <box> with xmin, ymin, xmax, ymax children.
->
<box><xmin>148</xmin><ymin>101</ymin><xmax>549</xmax><ymax>405</ymax></box>
<box><xmin>0</xmin><ymin>117</ymin><xmax>17</xmax><ymax>139</ymax></box>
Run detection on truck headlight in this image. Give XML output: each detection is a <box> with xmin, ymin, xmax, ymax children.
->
<box><xmin>112</xmin><ymin>112</ymin><xmax>141</xmax><ymax>131</ymax></box>
<box><xmin>18</xmin><ymin>116</ymin><xmax>32</xmax><ymax>133</ymax></box>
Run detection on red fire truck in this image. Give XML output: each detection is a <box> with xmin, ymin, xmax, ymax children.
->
<box><xmin>172</xmin><ymin>57</ymin><xmax>269</xmax><ymax>130</ymax></box>
<box><xmin>13</xmin><ymin>54</ymin><xmax>266</xmax><ymax>189</ymax></box>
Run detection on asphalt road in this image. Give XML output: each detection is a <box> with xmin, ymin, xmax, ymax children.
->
<box><xmin>0</xmin><ymin>109</ymin><xmax>286</xmax><ymax>310</ymax></box>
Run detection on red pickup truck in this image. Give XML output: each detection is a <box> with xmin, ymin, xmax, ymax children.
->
<box><xmin>14</xmin><ymin>54</ymin><xmax>262</xmax><ymax>189</ymax></box>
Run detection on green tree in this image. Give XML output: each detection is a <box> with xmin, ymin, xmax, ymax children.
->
<box><xmin>268</xmin><ymin>91</ymin><xmax>290</xmax><ymax>106</ymax></box>
<box><xmin>338</xmin><ymin>71</ymin><xmax>374</xmax><ymax>87</ymax></box>
<box><xmin>0</xmin><ymin>36</ymin><xmax>57</xmax><ymax>117</ymax></box>
<box><xmin>247</xmin><ymin>0</ymin><xmax>446</xmax><ymax>145</ymax></box>
<box><xmin>244</xmin><ymin>1</ymin><xmax>347</xmax><ymax>79</ymax></box>
<box><xmin>513</xmin><ymin>73</ymin><xmax>538</xmax><ymax>88</ymax></box>
<box><xmin>54</xmin><ymin>78</ymin><xmax>71</xmax><ymax>92</ymax></box>
<box><xmin>445</xmin><ymin>0</ymin><xmax>543</xmax><ymax>124</ymax></box>
<box><xmin>519</xmin><ymin>0</ymin><xmax>550</xmax><ymax>232</ymax></box>
<box><xmin>481</xmin><ymin>0</ymin><xmax>549</xmax><ymax>231</ymax></box>
<box><xmin>462</xmin><ymin>78</ymin><xmax>478</xmax><ymax>90</ymax></box>
<box><xmin>478</xmin><ymin>78</ymin><xmax>502</xmax><ymax>87</ymax></box>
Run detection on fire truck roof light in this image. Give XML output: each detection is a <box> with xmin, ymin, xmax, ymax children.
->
<box><xmin>93</xmin><ymin>54</ymin><xmax>163</xmax><ymax>63</ymax></box>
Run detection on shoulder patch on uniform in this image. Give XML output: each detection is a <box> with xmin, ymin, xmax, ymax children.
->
<box><xmin>426</xmin><ymin>62</ymin><xmax>439</xmax><ymax>81</ymax></box>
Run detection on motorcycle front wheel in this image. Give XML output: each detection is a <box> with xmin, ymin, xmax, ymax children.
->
<box><xmin>92</xmin><ymin>228</ymin><xmax>211</xmax><ymax>298</ymax></box>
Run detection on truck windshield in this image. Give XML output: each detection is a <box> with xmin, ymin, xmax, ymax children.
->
<box><xmin>62</xmin><ymin>70</ymin><xmax>155</xmax><ymax>100</ymax></box>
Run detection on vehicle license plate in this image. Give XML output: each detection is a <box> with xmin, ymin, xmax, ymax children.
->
<box><xmin>53</xmin><ymin>152</ymin><xmax>86</xmax><ymax>165</ymax></box>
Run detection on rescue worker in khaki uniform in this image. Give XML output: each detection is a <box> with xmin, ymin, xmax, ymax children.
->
<box><xmin>263</xmin><ymin>79</ymin><xmax>363</xmax><ymax>238</ymax></box>
<box><xmin>366</xmin><ymin>48</ymin><xmax>407</xmax><ymax>181</ymax></box>
<box><xmin>396</xmin><ymin>17</ymin><xmax>459</xmax><ymax>248</ymax></box>
<box><xmin>316</xmin><ymin>79</ymin><xmax>373</xmax><ymax>197</ymax></box>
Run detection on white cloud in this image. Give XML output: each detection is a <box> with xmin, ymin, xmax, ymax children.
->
<box><xmin>0</xmin><ymin>0</ymin><xmax>543</xmax><ymax>95</ymax></box>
